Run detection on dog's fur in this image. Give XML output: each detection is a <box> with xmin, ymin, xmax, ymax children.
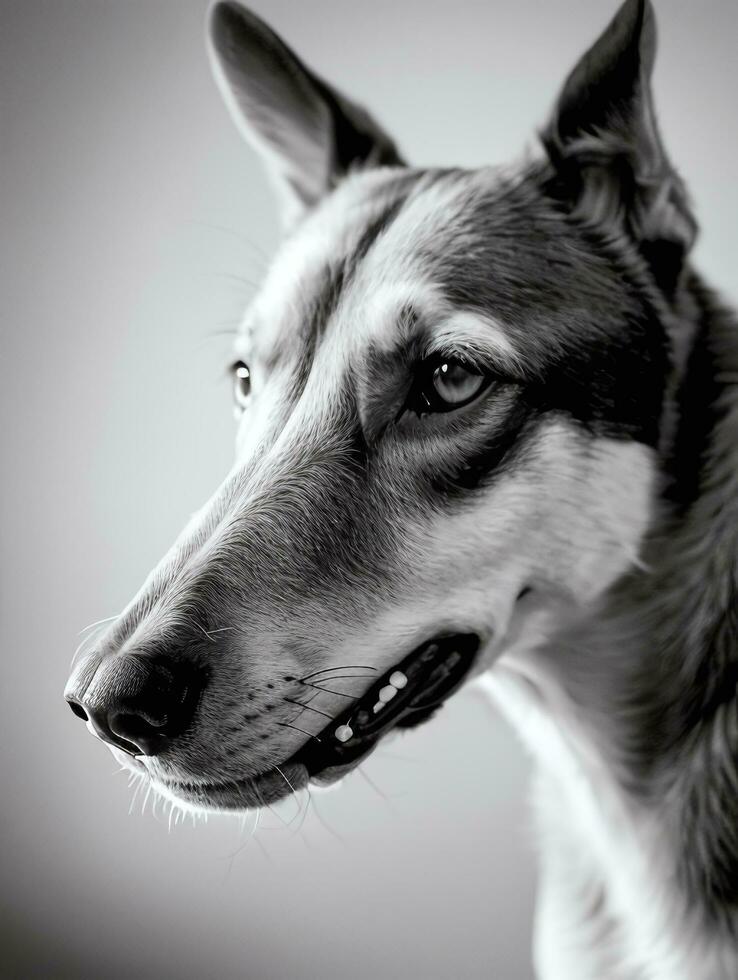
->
<box><xmin>65</xmin><ymin>2</ymin><xmax>738</xmax><ymax>976</ymax></box>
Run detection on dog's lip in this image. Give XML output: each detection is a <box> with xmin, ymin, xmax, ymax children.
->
<box><xmin>154</xmin><ymin>633</ymin><xmax>481</xmax><ymax>810</ymax></box>
<box><xmin>154</xmin><ymin>760</ymin><xmax>311</xmax><ymax>810</ymax></box>
<box><xmin>292</xmin><ymin>632</ymin><xmax>481</xmax><ymax>777</ymax></box>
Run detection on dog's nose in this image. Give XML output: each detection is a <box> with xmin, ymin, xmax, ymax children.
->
<box><xmin>65</xmin><ymin>656</ymin><xmax>204</xmax><ymax>757</ymax></box>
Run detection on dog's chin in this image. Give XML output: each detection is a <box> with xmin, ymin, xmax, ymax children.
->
<box><xmin>132</xmin><ymin>633</ymin><xmax>482</xmax><ymax>813</ymax></box>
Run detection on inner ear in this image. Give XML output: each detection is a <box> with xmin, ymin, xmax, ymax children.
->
<box><xmin>541</xmin><ymin>0</ymin><xmax>697</xmax><ymax>295</ymax></box>
<box><xmin>207</xmin><ymin>2</ymin><xmax>404</xmax><ymax>229</ymax></box>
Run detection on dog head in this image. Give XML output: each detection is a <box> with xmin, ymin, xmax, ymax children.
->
<box><xmin>65</xmin><ymin>0</ymin><xmax>696</xmax><ymax>811</ymax></box>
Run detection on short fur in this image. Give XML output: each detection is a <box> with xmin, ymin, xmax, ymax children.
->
<box><xmin>65</xmin><ymin>2</ymin><xmax>738</xmax><ymax>976</ymax></box>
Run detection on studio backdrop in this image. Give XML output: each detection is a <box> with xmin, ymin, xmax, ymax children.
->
<box><xmin>2</xmin><ymin>1</ymin><xmax>736</xmax><ymax>978</ymax></box>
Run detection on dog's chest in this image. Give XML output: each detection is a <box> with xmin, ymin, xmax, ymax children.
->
<box><xmin>481</xmin><ymin>656</ymin><xmax>641</xmax><ymax>879</ymax></box>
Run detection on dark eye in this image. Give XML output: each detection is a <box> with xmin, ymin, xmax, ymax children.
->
<box><xmin>231</xmin><ymin>360</ymin><xmax>251</xmax><ymax>414</ymax></box>
<box><xmin>409</xmin><ymin>359</ymin><xmax>490</xmax><ymax>416</ymax></box>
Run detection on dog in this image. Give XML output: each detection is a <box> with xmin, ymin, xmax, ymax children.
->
<box><xmin>65</xmin><ymin>1</ymin><xmax>738</xmax><ymax>976</ymax></box>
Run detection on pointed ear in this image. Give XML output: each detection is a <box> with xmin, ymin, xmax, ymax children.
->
<box><xmin>207</xmin><ymin>2</ymin><xmax>404</xmax><ymax>229</ymax></box>
<box><xmin>541</xmin><ymin>0</ymin><xmax>697</xmax><ymax>293</ymax></box>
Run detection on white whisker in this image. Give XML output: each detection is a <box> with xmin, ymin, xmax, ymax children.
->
<box><xmin>78</xmin><ymin>613</ymin><xmax>119</xmax><ymax>635</ymax></box>
<box><xmin>70</xmin><ymin>613</ymin><xmax>120</xmax><ymax>667</ymax></box>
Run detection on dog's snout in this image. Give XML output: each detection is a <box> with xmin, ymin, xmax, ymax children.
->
<box><xmin>65</xmin><ymin>656</ymin><xmax>205</xmax><ymax>757</ymax></box>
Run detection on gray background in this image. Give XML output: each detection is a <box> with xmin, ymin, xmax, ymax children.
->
<box><xmin>2</xmin><ymin>1</ymin><xmax>736</xmax><ymax>978</ymax></box>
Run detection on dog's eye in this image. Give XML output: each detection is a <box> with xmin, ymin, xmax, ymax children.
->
<box><xmin>231</xmin><ymin>361</ymin><xmax>252</xmax><ymax>414</ymax></box>
<box><xmin>409</xmin><ymin>359</ymin><xmax>489</xmax><ymax>416</ymax></box>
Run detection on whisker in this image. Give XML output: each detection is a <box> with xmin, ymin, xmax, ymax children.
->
<box><xmin>189</xmin><ymin>219</ymin><xmax>271</xmax><ymax>267</ymax></box>
<box><xmin>297</xmin><ymin>681</ymin><xmax>356</xmax><ymax>700</ymax></box>
<box><xmin>197</xmin><ymin>624</ymin><xmax>239</xmax><ymax>643</ymax></box>
<box><xmin>300</xmin><ymin>665</ymin><xmax>377</xmax><ymax>682</ymax></box>
<box><xmin>312</xmin><ymin>676</ymin><xmax>373</xmax><ymax>688</ymax></box>
<box><xmin>310</xmin><ymin>674</ymin><xmax>375</xmax><ymax>683</ymax></box>
<box><xmin>226</xmin><ymin>807</ymin><xmax>261</xmax><ymax>875</ymax></box>
<box><xmin>277</xmin><ymin>721</ymin><xmax>322</xmax><ymax>743</ymax></box>
<box><xmin>70</xmin><ymin>635</ymin><xmax>92</xmax><ymax>668</ymax></box>
<box><xmin>264</xmin><ymin>798</ymin><xmax>292</xmax><ymax>829</ymax></box>
<box><xmin>274</xmin><ymin>764</ymin><xmax>297</xmax><ymax>796</ymax></box>
<box><xmin>295</xmin><ymin>687</ymin><xmax>321</xmax><ymax>706</ymax></box>
<box><xmin>71</xmin><ymin>613</ymin><xmax>120</xmax><ymax>667</ymax></box>
<box><xmin>210</xmin><ymin>271</ymin><xmax>262</xmax><ymax>291</ymax></box>
<box><xmin>291</xmin><ymin>788</ymin><xmax>313</xmax><ymax>838</ymax></box>
<box><xmin>311</xmin><ymin>797</ymin><xmax>345</xmax><ymax>844</ymax></box>
<box><xmin>78</xmin><ymin>613</ymin><xmax>119</xmax><ymax>635</ymax></box>
<box><xmin>272</xmin><ymin>768</ymin><xmax>303</xmax><ymax>826</ymax></box>
<box><xmin>252</xmin><ymin>828</ymin><xmax>273</xmax><ymax>863</ymax></box>
<box><xmin>128</xmin><ymin>774</ymin><xmax>145</xmax><ymax>815</ymax></box>
<box><xmin>357</xmin><ymin>766</ymin><xmax>394</xmax><ymax>807</ymax></box>
<box><xmin>284</xmin><ymin>697</ymin><xmax>334</xmax><ymax>720</ymax></box>
<box><xmin>141</xmin><ymin>782</ymin><xmax>153</xmax><ymax>817</ymax></box>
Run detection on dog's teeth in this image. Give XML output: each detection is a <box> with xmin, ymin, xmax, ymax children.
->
<box><xmin>379</xmin><ymin>685</ymin><xmax>397</xmax><ymax>703</ymax></box>
<box><xmin>335</xmin><ymin>724</ymin><xmax>353</xmax><ymax>743</ymax></box>
<box><xmin>389</xmin><ymin>671</ymin><xmax>408</xmax><ymax>689</ymax></box>
<box><xmin>373</xmin><ymin>701</ymin><xmax>384</xmax><ymax>714</ymax></box>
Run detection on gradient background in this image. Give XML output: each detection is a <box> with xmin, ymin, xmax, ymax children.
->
<box><xmin>2</xmin><ymin>1</ymin><xmax>736</xmax><ymax>978</ymax></box>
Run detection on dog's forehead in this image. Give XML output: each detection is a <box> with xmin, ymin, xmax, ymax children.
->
<box><xmin>241</xmin><ymin>162</ymin><xmax>634</xmax><ymax>382</ymax></box>
<box><xmin>242</xmin><ymin>169</ymin><xmax>410</xmax><ymax>358</ymax></box>
<box><xmin>242</xmin><ymin>167</ymin><xmax>514</xmax><ymax>362</ymax></box>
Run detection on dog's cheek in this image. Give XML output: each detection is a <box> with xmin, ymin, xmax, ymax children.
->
<box><xmin>556</xmin><ymin>438</ymin><xmax>656</xmax><ymax>601</ymax></box>
<box><xmin>399</xmin><ymin>422</ymin><xmax>656</xmax><ymax>621</ymax></box>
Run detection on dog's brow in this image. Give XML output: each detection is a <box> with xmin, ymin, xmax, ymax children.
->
<box><xmin>373</xmin><ymin>308</ymin><xmax>523</xmax><ymax>377</ymax></box>
<box><xmin>358</xmin><ymin>307</ymin><xmax>522</xmax><ymax>440</ymax></box>
<box><xmin>243</xmin><ymin>173</ymin><xmax>418</xmax><ymax>365</ymax></box>
<box><xmin>357</xmin><ymin>308</ymin><xmax>424</xmax><ymax>437</ymax></box>
<box><xmin>425</xmin><ymin>313</ymin><xmax>523</xmax><ymax>375</ymax></box>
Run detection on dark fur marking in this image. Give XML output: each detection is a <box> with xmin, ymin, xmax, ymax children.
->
<box><xmin>284</xmin><ymin>181</ymin><xmax>415</xmax><ymax>404</ymax></box>
<box><xmin>419</xmin><ymin>166</ymin><xmax>669</xmax><ymax>447</ymax></box>
<box><xmin>312</xmin><ymin>176</ymin><xmax>417</xmax><ymax>341</ymax></box>
<box><xmin>429</xmin><ymin>390</ymin><xmax>537</xmax><ymax>497</ymax></box>
<box><xmin>560</xmin><ymin>281</ymin><xmax>738</xmax><ymax>922</ymax></box>
<box><xmin>361</xmin><ymin>311</ymin><xmax>428</xmax><ymax>443</ymax></box>
<box><xmin>661</xmin><ymin>278</ymin><xmax>725</xmax><ymax>510</ymax></box>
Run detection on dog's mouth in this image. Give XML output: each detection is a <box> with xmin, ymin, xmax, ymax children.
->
<box><xmin>296</xmin><ymin>632</ymin><xmax>480</xmax><ymax>779</ymax></box>
<box><xmin>155</xmin><ymin>633</ymin><xmax>480</xmax><ymax>811</ymax></box>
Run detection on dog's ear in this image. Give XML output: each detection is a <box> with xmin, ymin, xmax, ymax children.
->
<box><xmin>542</xmin><ymin>0</ymin><xmax>696</xmax><ymax>293</ymax></box>
<box><xmin>207</xmin><ymin>2</ymin><xmax>404</xmax><ymax>229</ymax></box>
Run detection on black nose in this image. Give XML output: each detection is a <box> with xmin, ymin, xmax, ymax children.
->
<box><xmin>66</xmin><ymin>656</ymin><xmax>204</xmax><ymax>757</ymax></box>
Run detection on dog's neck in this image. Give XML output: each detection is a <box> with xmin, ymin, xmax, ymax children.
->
<box><xmin>548</xmin><ymin>272</ymin><xmax>738</xmax><ymax>927</ymax></box>
<box><xmin>637</xmin><ymin>275</ymin><xmax>738</xmax><ymax>919</ymax></box>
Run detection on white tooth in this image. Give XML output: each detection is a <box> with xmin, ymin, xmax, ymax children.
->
<box><xmin>335</xmin><ymin>724</ymin><xmax>353</xmax><ymax>743</ymax></box>
<box><xmin>379</xmin><ymin>685</ymin><xmax>397</xmax><ymax>703</ymax></box>
<box><xmin>373</xmin><ymin>701</ymin><xmax>384</xmax><ymax>713</ymax></box>
<box><xmin>389</xmin><ymin>671</ymin><xmax>408</xmax><ymax>689</ymax></box>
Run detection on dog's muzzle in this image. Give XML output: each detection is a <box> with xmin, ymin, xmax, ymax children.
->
<box><xmin>153</xmin><ymin>632</ymin><xmax>481</xmax><ymax>811</ymax></box>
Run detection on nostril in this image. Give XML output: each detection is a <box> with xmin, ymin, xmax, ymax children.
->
<box><xmin>111</xmin><ymin>711</ymin><xmax>167</xmax><ymax>739</ymax></box>
<box><xmin>109</xmin><ymin>711</ymin><xmax>167</xmax><ymax>757</ymax></box>
<box><xmin>67</xmin><ymin>699</ymin><xmax>88</xmax><ymax>722</ymax></box>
